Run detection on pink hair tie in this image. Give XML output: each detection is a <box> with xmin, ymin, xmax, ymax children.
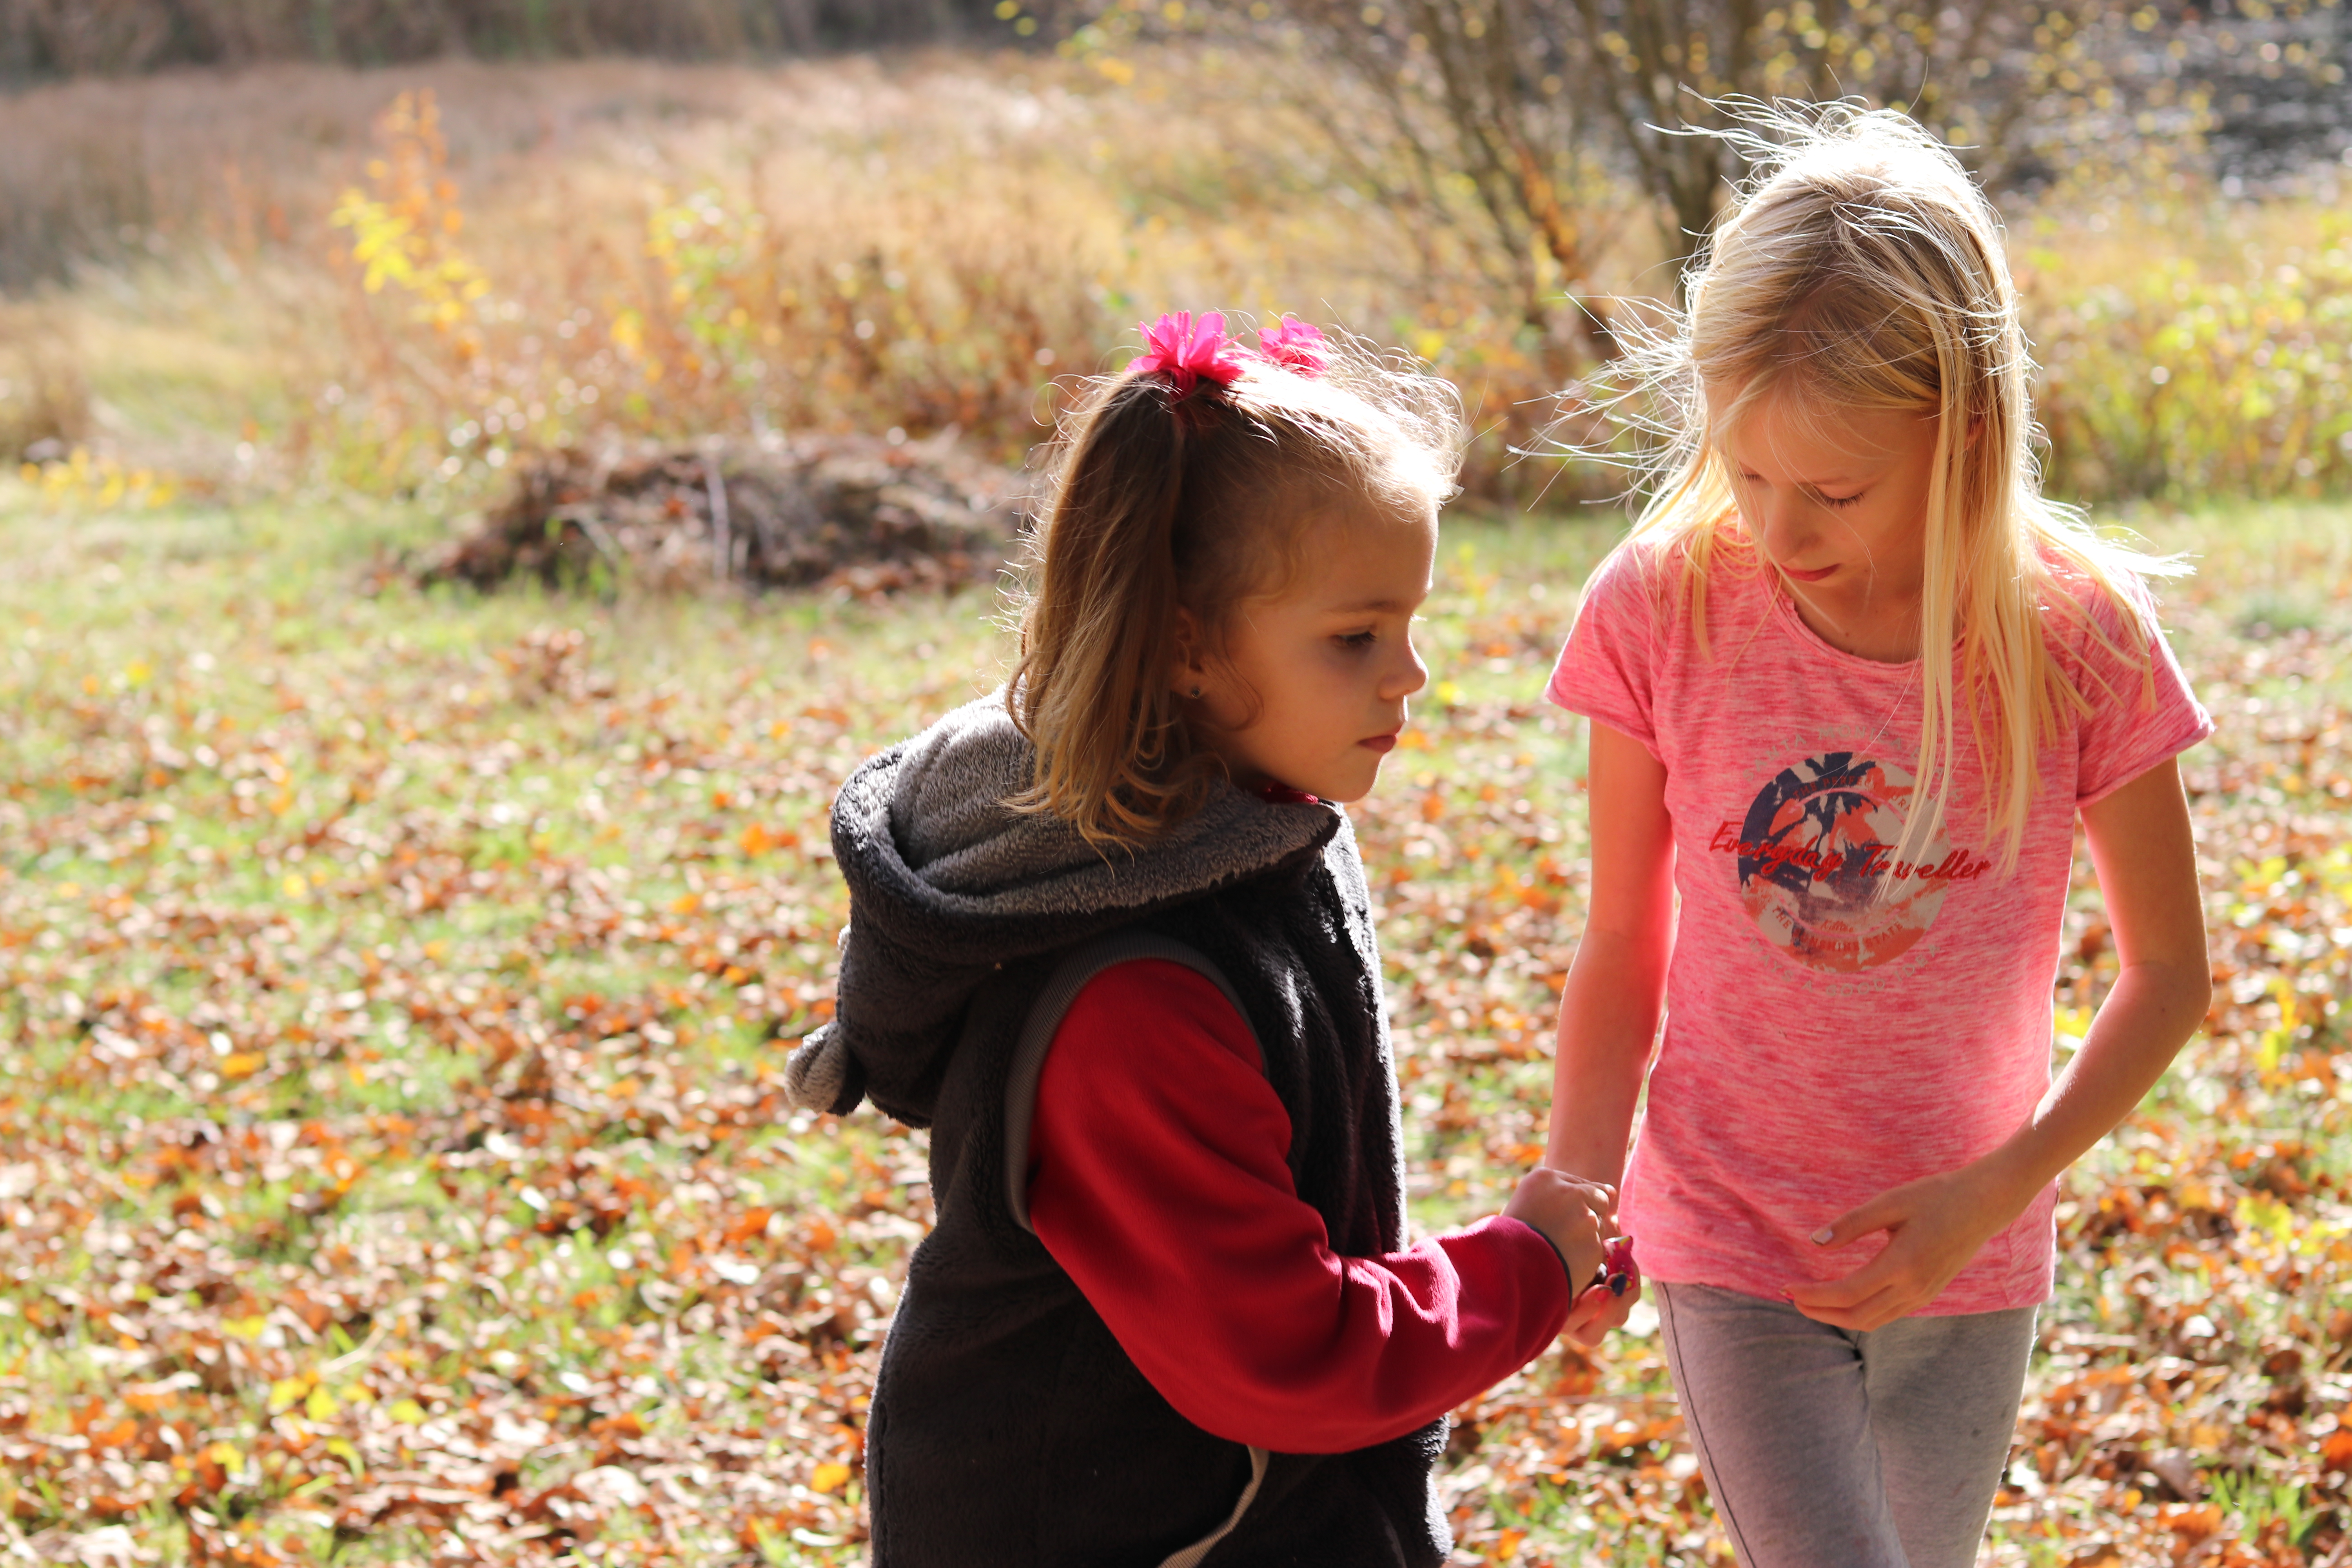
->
<box><xmin>1257</xmin><ymin>315</ymin><xmax>1328</xmax><ymax>376</ymax></box>
<box><xmin>1131</xmin><ymin>310</ymin><xmax>1249</xmax><ymax>397</ymax></box>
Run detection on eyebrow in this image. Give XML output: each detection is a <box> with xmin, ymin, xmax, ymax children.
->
<box><xmin>1731</xmin><ymin>459</ymin><xmax>1868</xmax><ymax>485</ymax></box>
<box><xmin>1325</xmin><ymin>597</ymin><xmax>1417</xmax><ymax>614</ymax></box>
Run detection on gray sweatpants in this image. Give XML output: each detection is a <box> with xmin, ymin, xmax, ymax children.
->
<box><xmin>1655</xmin><ymin>1279</ymin><xmax>2038</xmax><ymax>1568</ymax></box>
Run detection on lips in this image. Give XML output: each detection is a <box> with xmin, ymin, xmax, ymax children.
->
<box><xmin>1360</xmin><ymin>733</ymin><xmax>1398</xmax><ymax>753</ymax></box>
<box><xmin>1781</xmin><ymin>563</ymin><xmax>1837</xmax><ymax>583</ymax></box>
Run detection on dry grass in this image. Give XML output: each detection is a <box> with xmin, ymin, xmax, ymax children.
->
<box><xmin>6</xmin><ymin>52</ymin><xmax>2352</xmax><ymax>514</ymax></box>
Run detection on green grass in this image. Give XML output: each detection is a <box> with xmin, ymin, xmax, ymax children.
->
<box><xmin>0</xmin><ymin>483</ymin><xmax>2347</xmax><ymax>1566</ymax></box>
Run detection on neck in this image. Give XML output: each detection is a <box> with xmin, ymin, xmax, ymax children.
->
<box><xmin>1791</xmin><ymin>579</ymin><xmax>1924</xmax><ymax>663</ymax></box>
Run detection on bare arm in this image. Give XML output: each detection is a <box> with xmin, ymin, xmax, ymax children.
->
<box><xmin>1978</xmin><ymin>755</ymin><xmax>2214</xmax><ymax>1210</ymax></box>
<box><xmin>1544</xmin><ymin>720</ymin><xmax>1677</xmax><ymax>1185</ymax></box>
<box><xmin>1791</xmin><ymin>755</ymin><xmax>2212</xmax><ymax>1329</ymax></box>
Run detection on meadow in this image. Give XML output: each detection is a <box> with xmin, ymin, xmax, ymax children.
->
<box><xmin>0</xmin><ymin>483</ymin><xmax>2346</xmax><ymax>1567</ymax></box>
<box><xmin>0</xmin><ymin>42</ymin><xmax>2349</xmax><ymax>1568</ymax></box>
<box><xmin>7</xmin><ymin>51</ymin><xmax>2352</xmax><ymax>508</ymax></box>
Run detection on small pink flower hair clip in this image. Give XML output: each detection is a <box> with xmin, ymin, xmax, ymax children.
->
<box><xmin>1131</xmin><ymin>311</ymin><xmax>1249</xmax><ymax>397</ymax></box>
<box><xmin>1257</xmin><ymin>315</ymin><xmax>1329</xmax><ymax>376</ymax></box>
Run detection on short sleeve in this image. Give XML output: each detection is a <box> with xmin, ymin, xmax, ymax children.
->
<box><xmin>1547</xmin><ymin>544</ymin><xmax>1661</xmax><ymax>753</ymax></box>
<box><xmin>2066</xmin><ymin>574</ymin><xmax>2214</xmax><ymax>806</ymax></box>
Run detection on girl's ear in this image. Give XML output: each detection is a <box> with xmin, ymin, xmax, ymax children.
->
<box><xmin>1169</xmin><ymin>605</ymin><xmax>1210</xmax><ymax>696</ymax></box>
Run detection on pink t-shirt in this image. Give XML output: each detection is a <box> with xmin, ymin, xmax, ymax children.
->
<box><xmin>1546</xmin><ymin>537</ymin><xmax>2213</xmax><ymax>1313</ymax></box>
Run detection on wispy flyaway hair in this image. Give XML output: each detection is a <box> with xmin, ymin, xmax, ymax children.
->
<box><xmin>1008</xmin><ymin>324</ymin><xmax>1463</xmax><ymax>849</ymax></box>
<box><xmin>1583</xmin><ymin>102</ymin><xmax>2179</xmax><ymax>873</ymax></box>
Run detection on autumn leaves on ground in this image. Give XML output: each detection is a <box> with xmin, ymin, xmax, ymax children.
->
<box><xmin>0</xmin><ymin>492</ymin><xmax>2344</xmax><ymax>1568</ymax></box>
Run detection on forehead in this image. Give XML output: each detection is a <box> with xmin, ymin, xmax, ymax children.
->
<box><xmin>1708</xmin><ymin>384</ymin><xmax>1936</xmax><ymax>477</ymax></box>
<box><xmin>1289</xmin><ymin>503</ymin><xmax>1436</xmax><ymax>606</ymax></box>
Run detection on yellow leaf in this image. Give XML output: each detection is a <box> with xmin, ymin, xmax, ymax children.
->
<box><xmin>202</xmin><ymin>1441</ymin><xmax>242</xmax><ymax>1468</ymax></box>
<box><xmin>282</xmin><ymin>872</ymin><xmax>307</xmax><ymax>898</ymax></box>
<box><xmin>221</xmin><ymin>1052</ymin><xmax>265</xmax><ymax>1080</ymax></box>
<box><xmin>389</xmin><ymin>1398</ymin><xmax>428</xmax><ymax>1424</ymax></box>
<box><xmin>325</xmin><ymin>1436</ymin><xmax>362</xmax><ymax>1472</ymax></box>
<box><xmin>810</xmin><ymin>1461</ymin><xmax>851</xmax><ymax>1494</ymax></box>
<box><xmin>222</xmin><ymin>1314</ymin><xmax>268</xmax><ymax>1339</ymax></box>
<box><xmin>269</xmin><ymin>1376</ymin><xmax>311</xmax><ymax>1413</ymax></box>
<box><xmin>305</xmin><ymin>1384</ymin><xmax>340</xmax><ymax>1421</ymax></box>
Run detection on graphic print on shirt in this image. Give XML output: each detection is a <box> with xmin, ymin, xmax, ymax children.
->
<box><xmin>1710</xmin><ymin>751</ymin><xmax>1992</xmax><ymax>972</ymax></box>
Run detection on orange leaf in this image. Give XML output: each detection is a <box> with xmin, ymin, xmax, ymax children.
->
<box><xmin>810</xmin><ymin>1461</ymin><xmax>851</xmax><ymax>1494</ymax></box>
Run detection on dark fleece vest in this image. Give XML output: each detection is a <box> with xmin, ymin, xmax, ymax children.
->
<box><xmin>785</xmin><ymin>696</ymin><xmax>1450</xmax><ymax>1568</ymax></box>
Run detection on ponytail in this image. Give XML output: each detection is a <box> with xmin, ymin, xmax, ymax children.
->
<box><xmin>1009</xmin><ymin>377</ymin><xmax>1223</xmax><ymax>846</ymax></box>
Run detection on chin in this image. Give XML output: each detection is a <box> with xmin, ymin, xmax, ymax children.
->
<box><xmin>1318</xmin><ymin>764</ymin><xmax>1383</xmax><ymax>806</ymax></box>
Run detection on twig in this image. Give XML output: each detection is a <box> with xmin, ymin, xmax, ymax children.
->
<box><xmin>704</xmin><ymin>454</ymin><xmax>732</xmax><ymax>584</ymax></box>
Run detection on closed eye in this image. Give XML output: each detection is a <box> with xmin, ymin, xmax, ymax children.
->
<box><xmin>1335</xmin><ymin>630</ymin><xmax>1378</xmax><ymax>650</ymax></box>
<box><xmin>1740</xmin><ymin>469</ymin><xmax>1864</xmax><ymax>509</ymax></box>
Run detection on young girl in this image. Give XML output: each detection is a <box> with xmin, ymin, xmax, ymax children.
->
<box><xmin>1543</xmin><ymin>111</ymin><xmax>2213</xmax><ymax>1567</ymax></box>
<box><xmin>786</xmin><ymin>312</ymin><xmax>1626</xmax><ymax>1567</ymax></box>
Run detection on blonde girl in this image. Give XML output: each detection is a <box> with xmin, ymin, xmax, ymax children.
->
<box><xmin>788</xmin><ymin>313</ymin><xmax>1624</xmax><ymax>1568</ymax></box>
<box><xmin>1543</xmin><ymin>109</ymin><xmax>2213</xmax><ymax>1566</ymax></box>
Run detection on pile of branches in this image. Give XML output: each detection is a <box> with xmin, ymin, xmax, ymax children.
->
<box><xmin>418</xmin><ymin>433</ymin><xmax>1029</xmax><ymax>598</ymax></box>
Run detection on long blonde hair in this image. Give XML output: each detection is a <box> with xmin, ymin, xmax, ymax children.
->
<box><xmin>1009</xmin><ymin>326</ymin><xmax>1461</xmax><ymax>848</ymax></box>
<box><xmin>1593</xmin><ymin>105</ymin><xmax>2178</xmax><ymax>872</ymax></box>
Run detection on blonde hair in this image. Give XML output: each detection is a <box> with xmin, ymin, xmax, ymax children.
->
<box><xmin>1009</xmin><ymin>327</ymin><xmax>1462</xmax><ymax>849</ymax></box>
<box><xmin>1592</xmin><ymin>105</ymin><xmax>2179</xmax><ymax>873</ymax></box>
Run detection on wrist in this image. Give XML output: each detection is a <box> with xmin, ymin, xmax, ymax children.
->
<box><xmin>1504</xmin><ymin>1213</ymin><xmax>1578</xmax><ymax>1287</ymax></box>
<box><xmin>1969</xmin><ymin>1137</ymin><xmax>2056</xmax><ymax>1226</ymax></box>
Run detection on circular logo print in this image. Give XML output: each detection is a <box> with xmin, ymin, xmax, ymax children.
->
<box><xmin>1730</xmin><ymin>752</ymin><xmax>1949</xmax><ymax>972</ymax></box>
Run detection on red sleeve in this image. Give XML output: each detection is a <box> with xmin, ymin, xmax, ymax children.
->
<box><xmin>1027</xmin><ymin>960</ymin><xmax>1573</xmax><ymax>1455</ymax></box>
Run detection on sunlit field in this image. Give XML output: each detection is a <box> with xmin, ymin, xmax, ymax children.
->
<box><xmin>2</xmin><ymin>38</ymin><xmax>2352</xmax><ymax>1568</ymax></box>
<box><xmin>0</xmin><ymin>482</ymin><xmax>2345</xmax><ymax>1566</ymax></box>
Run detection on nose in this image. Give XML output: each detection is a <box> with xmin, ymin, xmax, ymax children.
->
<box><xmin>1385</xmin><ymin>631</ymin><xmax>1428</xmax><ymax>701</ymax></box>
<box><xmin>1750</xmin><ymin>484</ymin><xmax>1813</xmax><ymax>563</ymax></box>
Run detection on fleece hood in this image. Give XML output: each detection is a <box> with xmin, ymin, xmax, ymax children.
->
<box><xmin>783</xmin><ymin>693</ymin><xmax>1339</xmax><ymax>1125</ymax></box>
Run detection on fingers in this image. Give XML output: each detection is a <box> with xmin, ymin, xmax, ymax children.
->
<box><xmin>1790</xmin><ymin>1282</ymin><xmax>1909</xmax><ymax>1332</ymax></box>
<box><xmin>1562</xmin><ymin>1278</ymin><xmax>1639</xmax><ymax>1346</ymax></box>
<box><xmin>1809</xmin><ymin>1192</ymin><xmax>1902</xmax><ymax>1251</ymax></box>
<box><xmin>1536</xmin><ymin>1166</ymin><xmax>1619</xmax><ymax>1221</ymax></box>
<box><xmin>1786</xmin><ymin>1258</ymin><xmax>1889</xmax><ymax>1313</ymax></box>
<box><xmin>1788</xmin><ymin>1251</ymin><xmax>1919</xmax><ymax>1328</ymax></box>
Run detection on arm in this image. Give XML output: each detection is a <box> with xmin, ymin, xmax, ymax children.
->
<box><xmin>1543</xmin><ymin>720</ymin><xmax>1676</xmax><ymax>1343</ymax></box>
<box><xmin>1030</xmin><ymin>962</ymin><xmax>1600</xmax><ymax>1454</ymax></box>
<box><xmin>1545</xmin><ymin>721</ymin><xmax>1677</xmax><ymax>1185</ymax></box>
<box><xmin>1790</xmin><ymin>756</ymin><xmax>2212</xmax><ymax>1330</ymax></box>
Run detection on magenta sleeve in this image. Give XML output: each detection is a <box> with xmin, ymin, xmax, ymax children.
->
<box><xmin>1546</xmin><ymin>545</ymin><xmax>1662</xmax><ymax>754</ymax></box>
<box><xmin>2069</xmin><ymin>575</ymin><xmax>2215</xmax><ymax>805</ymax></box>
<box><xmin>1027</xmin><ymin>961</ymin><xmax>1573</xmax><ymax>1454</ymax></box>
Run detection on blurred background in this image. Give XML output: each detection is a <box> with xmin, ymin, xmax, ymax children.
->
<box><xmin>4</xmin><ymin>0</ymin><xmax>2352</xmax><ymax>510</ymax></box>
<box><xmin>3</xmin><ymin>7</ymin><xmax>2349</xmax><ymax>1568</ymax></box>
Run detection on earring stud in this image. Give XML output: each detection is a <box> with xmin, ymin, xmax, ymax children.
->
<box><xmin>1189</xmin><ymin>684</ymin><xmax>1203</xmax><ymax>699</ymax></box>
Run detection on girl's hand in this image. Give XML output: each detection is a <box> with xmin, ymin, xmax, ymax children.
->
<box><xmin>1561</xmin><ymin>1236</ymin><xmax>1642</xmax><ymax>1346</ymax></box>
<box><xmin>1504</xmin><ymin>1168</ymin><xmax>1615</xmax><ymax>1292</ymax></box>
<box><xmin>1785</xmin><ymin>1160</ymin><xmax>2024</xmax><ymax>1332</ymax></box>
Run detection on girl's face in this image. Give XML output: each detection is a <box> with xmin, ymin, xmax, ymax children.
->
<box><xmin>1178</xmin><ymin>504</ymin><xmax>1436</xmax><ymax>804</ymax></box>
<box><xmin>1715</xmin><ymin>390</ymin><xmax>1943</xmax><ymax>657</ymax></box>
